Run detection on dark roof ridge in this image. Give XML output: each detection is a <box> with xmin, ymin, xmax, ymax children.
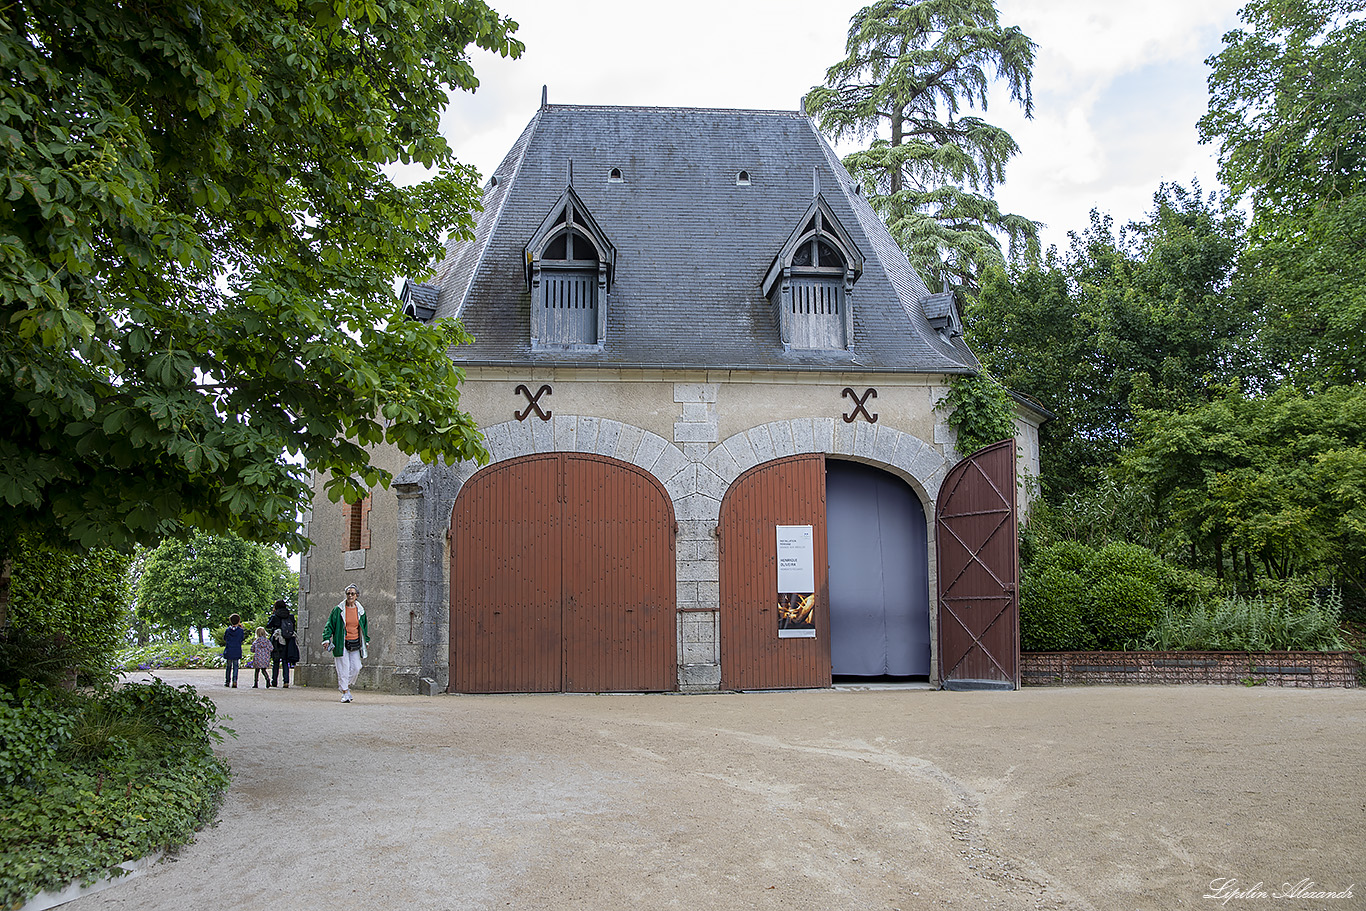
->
<box><xmin>542</xmin><ymin>101</ymin><xmax>805</xmax><ymax>117</ymax></box>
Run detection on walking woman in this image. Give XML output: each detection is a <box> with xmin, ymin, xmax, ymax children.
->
<box><xmin>322</xmin><ymin>584</ymin><xmax>369</xmax><ymax>702</ymax></box>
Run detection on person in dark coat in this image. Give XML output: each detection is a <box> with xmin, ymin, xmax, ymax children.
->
<box><xmin>223</xmin><ymin>613</ymin><xmax>247</xmax><ymax>687</ymax></box>
<box><xmin>267</xmin><ymin>599</ymin><xmax>301</xmax><ymax>688</ymax></box>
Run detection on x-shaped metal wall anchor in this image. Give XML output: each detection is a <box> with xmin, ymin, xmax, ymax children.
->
<box><xmin>514</xmin><ymin>384</ymin><xmax>553</xmax><ymax>421</ymax></box>
<box><xmin>841</xmin><ymin>387</ymin><xmax>878</xmax><ymax>423</ymax></box>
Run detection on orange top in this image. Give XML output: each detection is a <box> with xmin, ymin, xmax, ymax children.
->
<box><xmin>345</xmin><ymin>605</ymin><xmax>359</xmax><ymax>639</ymax></box>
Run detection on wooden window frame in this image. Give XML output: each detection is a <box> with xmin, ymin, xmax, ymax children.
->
<box><xmin>342</xmin><ymin>496</ymin><xmax>372</xmax><ymax>552</ymax></box>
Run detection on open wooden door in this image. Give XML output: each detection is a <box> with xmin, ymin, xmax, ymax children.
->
<box><xmin>935</xmin><ymin>439</ymin><xmax>1019</xmax><ymax>690</ymax></box>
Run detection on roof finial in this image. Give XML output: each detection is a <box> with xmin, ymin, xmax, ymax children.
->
<box><xmin>812</xmin><ymin>166</ymin><xmax>820</xmax><ymax>199</ymax></box>
<box><xmin>568</xmin><ymin>159</ymin><xmax>574</xmax><ymax>187</ymax></box>
<box><xmin>800</xmin><ymin>93</ymin><xmax>807</xmax><ymax>115</ymax></box>
<box><xmin>541</xmin><ymin>85</ymin><xmax>548</xmax><ymax>109</ymax></box>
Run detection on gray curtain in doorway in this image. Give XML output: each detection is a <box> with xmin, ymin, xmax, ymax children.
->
<box><xmin>826</xmin><ymin>461</ymin><xmax>930</xmax><ymax>676</ymax></box>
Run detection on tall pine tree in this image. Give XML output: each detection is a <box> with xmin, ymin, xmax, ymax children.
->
<box><xmin>807</xmin><ymin>0</ymin><xmax>1039</xmax><ymax>291</ymax></box>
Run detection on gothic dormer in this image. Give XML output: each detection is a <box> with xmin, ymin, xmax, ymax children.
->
<box><xmin>763</xmin><ymin>194</ymin><xmax>864</xmax><ymax>350</ymax></box>
<box><xmin>525</xmin><ymin>186</ymin><xmax>615</xmax><ymax>348</ymax></box>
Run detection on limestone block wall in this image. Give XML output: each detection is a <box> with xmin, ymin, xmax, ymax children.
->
<box><xmin>301</xmin><ymin>368</ymin><xmax>1049</xmax><ymax>693</ymax></box>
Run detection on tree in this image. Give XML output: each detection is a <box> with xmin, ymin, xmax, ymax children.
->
<box><xmin>806</xmin><ymin>0</ymin><xmax>1040</xmax><ymax>291</ymax></box>
<box><xmin>1199</xmin><ymin>0</ymin><xmax>1366</xmax><ymax>385</ymax></box>
<box><xmin>136</xmin><ymin>532</ymin><xmax>290</xmax><ymax>642</ymax></box>
<box><xmin>1200</xmin><ymin>0</ymin><xmax>1366</xmax><ymax>218</ymax></box>
<box><xmin>968</xmin><ymin>184</ymin><xmax>1256</xmax><ymax>498</ymax></box>
<box><xmin>0</xmin><ymin>535</ymin><xmax>130</xmax><ymax>686</ymax></box>
<box><xmin>1121</xmin><ymin>384</ymin><xmax>1366</xmax><ymax>596</ymax></box>
<box><xmin>0</xmin><ymin>0</ymin><xmax>520</xmax><ymax>560</ymax></box>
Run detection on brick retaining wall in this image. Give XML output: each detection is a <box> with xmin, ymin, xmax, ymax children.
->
<box><xmin>1021</xmin><ymin>651</ymin><xmax>1361</xmax><ymax>687</ymax></box>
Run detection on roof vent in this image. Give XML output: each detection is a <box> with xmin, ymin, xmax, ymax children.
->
<box><xmin>736</xmin><ymin>170</ymin><xmax>751</xmax><ymax>186</ymax></box>
<box><xmin>609</xmin><ymin>167</ymin><xmax>623</xmax><ymax>183</ymax></box>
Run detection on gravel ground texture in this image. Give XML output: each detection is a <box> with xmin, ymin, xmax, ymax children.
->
<box><xmin>64</xmin><ymin>670</ymin><xmax>1363</xmax><ymax>911</ymax></box>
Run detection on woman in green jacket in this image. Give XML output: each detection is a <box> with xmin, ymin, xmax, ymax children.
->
<box><xmin>322</xmin><ymin>584</ymin><xmax>369</xmax><ymax>703</ymax></box>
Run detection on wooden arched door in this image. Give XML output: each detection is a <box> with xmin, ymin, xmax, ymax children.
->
<box><xmin>450</xmin><ymin>453</ymin><xmax>676</xmax><ymax>693</ymax></box>
<box><xmin>719</xmin><ymin>455</ymin><xmax>830</xmax><ymax>690</ymax></box>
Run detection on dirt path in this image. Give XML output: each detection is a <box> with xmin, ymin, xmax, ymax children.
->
<box><xmin>66</xmin><ymin>672</ymin><xmax>1363</xmax><ymax>911</ymax></box>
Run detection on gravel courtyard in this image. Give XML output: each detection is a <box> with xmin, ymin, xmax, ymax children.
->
<box><xmin>66</xmin><ymin>671</ymin><xmax>1362</xmax><ymax>911</ymax></box>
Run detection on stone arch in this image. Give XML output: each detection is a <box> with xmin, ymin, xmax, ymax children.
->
<box><xmin>705</xmin><ymin>418</ymin><xmax>949</xmax><ymax>684</ymax></box>
<box><xmin>449</xmin><ymin>415</ymin><xmax>691</xmax><ymax>513</ymax></box>
<box><xmin>704</xmin><ymin>418</ymin><xmax>948</xmax><ymax>512</ymax></box>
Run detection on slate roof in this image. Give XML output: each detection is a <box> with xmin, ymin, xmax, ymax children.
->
<box><xmin>425</xmin><ymin>103</ymin><xmax>979</xmax><ymax>374</ymax></box>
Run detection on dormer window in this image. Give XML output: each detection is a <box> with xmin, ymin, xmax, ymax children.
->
<box><xmin>399</xmin><ymin>280</ymin><xmax>437</xmax><ymax>322</ymax></box>
<box><xmin>763</xmin><ymin>195</ymin><xmax>864</xmax><ymax>351</ymax></box>
<box><xmin>736</xmin><ymin>170</ymin><xmax>751</xmax><ymax>186</ymax></box>
<box><xmin>525</xmin><ymin>187</ymin><xmax>615</xmax><ymax>348</ymax></box>
<box><xmin>539</xmin><ymin>229</ymin><xmax>599</xmax><ymax>344</ymax></box>
<box><xmin>921</xmin><ymin>290</ymin><xmax>964</xmax><ymax>339</ymax></box>
<box><xmin>608</xmin><ymin>167</ymin><xmax>623</xmax><ymax>182</ymax></box>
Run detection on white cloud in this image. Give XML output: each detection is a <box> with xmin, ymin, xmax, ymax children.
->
<box><xmin>422</xmin><ymin>0</ymin><xmax>1246</xmax><ymax>249</ymax></box>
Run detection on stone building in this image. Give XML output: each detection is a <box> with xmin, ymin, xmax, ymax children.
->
<box><xmin>296</xmin><ymin>99</ymin><xmax>1045</xmax><ymax>695</ymax></box>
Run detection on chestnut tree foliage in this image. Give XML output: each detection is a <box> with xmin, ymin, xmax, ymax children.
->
<box><xmin>0</xmin><ymin>0</ymin><xmax>521</xmax><ymax>558</ymax></box>
<box><xmin>806</xmin><ymin>0</ymin><xmax>1040</xmax><ymax>291</ymax></box>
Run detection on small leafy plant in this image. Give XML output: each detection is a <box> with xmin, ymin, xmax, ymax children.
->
<box><xmin>0</xmin><ymin>679</ymin><xmax>232</xmax><ymax>908</ymax></box>
<box><xmin>1138</xmin><ymin>587</ymin><xmax>1349</xmax><ymax>652</ymax></box>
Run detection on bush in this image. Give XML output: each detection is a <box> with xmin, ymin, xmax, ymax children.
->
<box><xmin>0</xmin><ymin>679</ymin><xmax>231</xmax><ymax>908</ymax></box>
<box><xmin>3</xmin><ymin>536</ymin><xmax>130</xmax><ymax>686</ymax></box>
<box><xmin>1086</xmin><ymin>542</ymin><xmax>1166</xmax><ymax>649</ymax></box>
<box><xmin>1021</xmin><ymin>540</ymin><xmax>1180</xmax><ymax>650</ymax></box>
<box><xmin>115</xmin><ymin>641</ymin><xmax>226</xmax><ymax>672</ymax></box>
<box><xmin>1021</xmin><ymin>562</ymin><xmax>1094</xmax><ymax>651</ymax></box>
<box><xmin>0</xmin><ymin>683</ymin><xmax>77</xmax><ymax>788</ymax></box>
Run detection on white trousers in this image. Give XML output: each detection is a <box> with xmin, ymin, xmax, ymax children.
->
<box><xmin>334</xmin><ymin>649</ymin><xmax>363</xmax><ymax>693</ymax></box>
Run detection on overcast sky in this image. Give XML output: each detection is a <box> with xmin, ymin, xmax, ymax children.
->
<box><xmin>425</xmin><ymin>0</ymin><xmax>1248</xmax><ymax>252</ymax></box>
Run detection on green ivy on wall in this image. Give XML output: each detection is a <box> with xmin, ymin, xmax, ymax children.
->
<box><xmin>935</xmin><ymin>372</ymin><xmax>1017</xmax><ymax>457</ymax></box>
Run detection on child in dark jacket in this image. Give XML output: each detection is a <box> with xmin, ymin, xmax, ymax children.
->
<box><xmin>223</xmin><ymin>614</ymin><xmax>247</xmax><ymax>687</ymax></box>
<box><xmin>251</xmin><ymin>627</ymin><xmax>274</xmax><ymax>688</ymax></box>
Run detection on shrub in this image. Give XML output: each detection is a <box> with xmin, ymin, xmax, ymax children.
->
<box><xmin>0</xmin><ymin>680</ymin><xmax>232</xmax><ymax>908</ymax></box>
<box><xmin>1021</xmin><ymin>540</ymin><xmax>1184</xmax><ymax>650</ymax></box>
<box><xmin>0</xmin><ymin>683</ymin><xmax>77</xmax><ymax>787</ymax></box>
<box><xmin>1085</xmin><ymin>542</ymin><xmax>1166</xmax><ymax>649</ymax></box>
<box><xmin>1088</xmin><ymin>573</ymin><xmax>1162</xmax><ymax>649</ymax></box>
<box><xmin>3</xmin><ymin>536</ymin><xmax>130</xmax><ymax>687</ymax></box>
<box><xmin>1021</xmin><ymin>563</ymin><xmax>1093</xmax><ymax>651</ymax></box>
<box><xmin>115</xmin><ymin>641</ymin><xmax>226</xmax><ymax>672</ymax></box>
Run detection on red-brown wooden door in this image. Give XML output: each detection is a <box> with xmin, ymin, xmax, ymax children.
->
<box><xmin>451</xmin><ymin>453</ymin><xmax>676</xmax><ymax>693</ymax></box>
<box><xmin>719</xmin><ymin>455</ymin><xmax>831</xmax><ymax>690</ymax></box>
<box><xmin>561</xmin><ymin>454</ymin><xmax>676</xmax><ymax>692</ymax></box>
<box><xmin>935</xmin><ymin>439</ymin><xmax>1019</xmax><ymax>690</ymax></box>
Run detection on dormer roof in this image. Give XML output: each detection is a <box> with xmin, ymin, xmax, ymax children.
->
<box><xmin>524</xmin><ymin>183</ymin><xmax>616</xmax><ymax>289</ymax></box>
<box><xmin>420</xmin><ymin>103</ymin><xmax>978</xmax><ymax>374</ymax></box>
<box><xmin>762</xmin><ymin>192</ymin><xmax>864</xmax><ymax>298</ymax></box>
